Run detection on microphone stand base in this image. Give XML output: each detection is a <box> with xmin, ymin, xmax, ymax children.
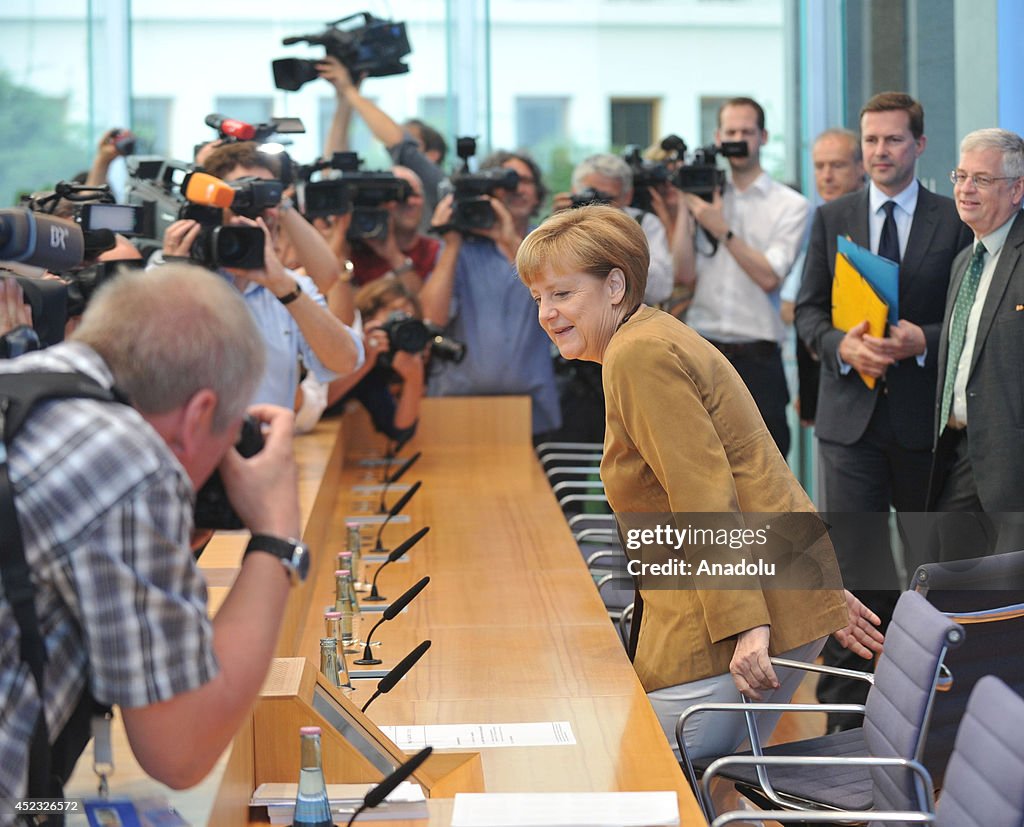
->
<box><xmin>353</xmin><ymin>656</ymin><xmax>383</xmax><ymax>666</ymax></box>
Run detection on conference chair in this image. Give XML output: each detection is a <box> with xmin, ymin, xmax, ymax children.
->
<box><xmin>910</xmin><ymin>548</ymin><xmax>1024</xmax><ymax>787</ymax></box>
<box><xmin>706</xmin><ymin>675</ymin><xmax>1024</xmax><ymax>827</ymax></box>
<box><xmin>677</xmin><ymin>590</ymin><xmax>964</xmax><ymax>821</ymax></box>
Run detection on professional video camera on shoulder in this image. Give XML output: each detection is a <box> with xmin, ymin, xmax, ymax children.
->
<box><xmin>298</xmin><ymin>152</ymin><xmax>411</xmax><ymax>242</ymax></box>
<box><xmin>1</xmin><ymin>206</ymin><xmax>145</xmax><ymax>356</ymax></box>
<box><xmin>621</xmin><ymin>145</ymin><xmax>674</xmax><ymax>213</ymax></box>
<box><xmin>177</xmin><ymin>172</ymin><xmax>273</xmax><ymax>271</ymax></box>
<box><xmin>433</xmin><ymin>137</ymin><xmax>518</xmax><ymax>235</ymax></box>
<box><xmin>273</xmin><ymin>12</ymin><xmax>412</xmax><ymax>92</ymax></box>
<box><xmin>673</xmin><ymin>140</ymin><xmax>749</xmax><ymax>201</ymax></box>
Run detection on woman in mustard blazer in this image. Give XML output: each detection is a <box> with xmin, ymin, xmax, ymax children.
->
<box><xmin>517</xmin><ymin>205</ymin><xmax>882</xmax><ymax>759</ymax></box>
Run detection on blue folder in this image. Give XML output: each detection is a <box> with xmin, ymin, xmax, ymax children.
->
<box><xmin>837</xmin><ymin>235</ymin><xmax>900</xmax><ymax>325</ymax></box>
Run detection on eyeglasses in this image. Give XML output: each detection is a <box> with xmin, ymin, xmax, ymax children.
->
<box><xmin>949</xmin><ymin>170</ymin><xmax>1021</xmax><ymax>188</ymax></box>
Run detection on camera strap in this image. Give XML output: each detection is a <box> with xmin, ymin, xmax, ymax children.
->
<box><xmin>0</xmin><ymin>371</ymin><xmax>123</xmax><ymax>817</ymax></box>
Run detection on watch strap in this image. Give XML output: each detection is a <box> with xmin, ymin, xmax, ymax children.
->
<box><xmin>277</xmin><ymin>284</ymin><xmax>303</xmax><ymax>305</ymax></box>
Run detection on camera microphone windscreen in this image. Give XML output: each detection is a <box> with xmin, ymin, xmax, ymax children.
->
<box><xmin>184</xmin><ymin>172</ymin><xmax>236</xmax><ymax>208</ymax></box>
<box><xmin>0</xmin><ymin>209</ymin><xmax>84</xmax><ymax>273</ymax></box>
<box><xmin>204</xmin><ymin>113</ymin><xmax>256</xmax><ymax>141</ymax></box>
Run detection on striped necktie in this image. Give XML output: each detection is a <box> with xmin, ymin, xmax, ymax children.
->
<box><xmin>939</xmin><ymin>243</ymin><xmax>987</xmax><ymax>431</ymax></box>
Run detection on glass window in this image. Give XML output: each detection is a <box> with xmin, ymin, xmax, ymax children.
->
<box><xmin>131</xmin><ymin>97</ymin><xmax>173</xmax><ymax>156</ymax></box>
<box><xmin>516</xmin><ymin>96</ymin><xmax>569</xmax><ymax>157</ymax></box>
<box><xmin>212</xmin><ymin>97</ymin><xmax>274</xmax><ymax>128</ymax></box>
<box><xmin>610</xmin><ymin>99</ymin><xmax>660</xmax><ymax>150</ymax></box>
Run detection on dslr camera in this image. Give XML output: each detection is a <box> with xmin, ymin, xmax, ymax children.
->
<box><xmin>379</xmin><ymin>311</ymin><xmax>466</xmax><ymax>365</ymax></box>
<box><xmin>672</xmin><ymin>141</ymin><xmax>749</xmax><ymax>202</ymax></box>
<box><xmin>273</xmin><ymin>12</ymin><xmax>411</xmax><ymax>92</ymax></box>
<box><xmin>434</xmin><ymin>138</ymin><xmax>518</xmax><ymax>235</ymax></box>
<box><xmin>194</xmin><ymin>415</ymin><xmax>264</xmax><ymax>530</ymax></box>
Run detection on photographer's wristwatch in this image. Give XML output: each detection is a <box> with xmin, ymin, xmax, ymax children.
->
<box><xmin>244</xmin><ymin>534</ymin><xmax>310</xmax><ymax>585</ymax></box>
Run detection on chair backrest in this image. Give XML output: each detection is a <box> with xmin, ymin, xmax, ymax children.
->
<box><xmin>937</xmin><ymin>676</ymin><xmax>1024</xmax><ymax>827</ymax></box>
<box><xmin>912</xmin><ymin>548</ymin><xmax>1024</xmax><ymax>788</ymax></box>
<box><xmin>863</xmin><ymin>590</ymin><xmax>964</xmax><ymax>811</ymax></box>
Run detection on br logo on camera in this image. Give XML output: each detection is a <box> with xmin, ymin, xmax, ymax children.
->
<box><xmin>49</xmin><ymin>224</ymin><xmax>70</xmax><ymax>250</ymax></box>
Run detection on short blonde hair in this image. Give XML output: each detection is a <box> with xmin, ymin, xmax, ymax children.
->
<box><xmin>516</xmin><ymin>205</ymin><xmax>648</xmax><ymax>311</ymax></box>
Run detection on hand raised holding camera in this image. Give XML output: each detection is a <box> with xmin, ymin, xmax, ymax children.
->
<box><xmin>219</xmin><ymin>404</ymin><xmax>301</xmax><ymax>539</ymax></box>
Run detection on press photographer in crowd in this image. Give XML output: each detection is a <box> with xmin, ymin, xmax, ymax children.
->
<box><xmin>160</xmin><ymin>142</ymin><xmax>363</xmax><ymax>410</ymax></box>
<box><xmin>319</xmin><ymin>55</ymin><xmax>445</xmax><ymax>232</ymax></box>
<box><xmin>552</xmin><ymin>153</ymin><xmax>674</xmax><ymax>305</ymax></box>
<box><xmin>418</xmin><ymin>149</ymin><xmax>561</xmax><ymax>438</ymax></box>
<box><xmin>0</xmin><ymin>262</ymin><xmax>307</xmax><ymax>806</ymax></box>
<box><xmin>323</xmin><ymin>276</ymin><xmax>427</xmax><ymax>443</ymax></box>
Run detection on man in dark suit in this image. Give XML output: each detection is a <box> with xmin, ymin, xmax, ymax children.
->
<box><xmin>795</xmin><ymin>92</ymin><xmax>972</xmax><ymax>731</ymax></box>
<box><xmin>929</xmin><ymin>127</ymin><xmax>1024</xmax><ymax>556</ymax></box>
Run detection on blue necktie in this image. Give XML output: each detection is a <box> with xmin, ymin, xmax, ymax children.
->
<box><xmin>878</xmin><ymin>200</ymin><xmax>900</xmax><ymax>264</ymax></box>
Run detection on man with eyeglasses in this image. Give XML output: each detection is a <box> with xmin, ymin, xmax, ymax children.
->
<box><xmin>795</xmin><ymin>91</ymin><xmax>971</xmax><ymax>733</ymax></box>
<box><xmin>927</xmin><ymin>128</ymin><xmax>1024</xmax><ymax>556</ymax></box>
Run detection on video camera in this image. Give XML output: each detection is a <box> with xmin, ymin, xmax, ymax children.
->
<box><xmin>273</xmin><ymin>12</ymin><xmax>411</xmax><ymax>92</ymax></box>
<box><xmin>178</xmin><ymin>172</ymin><xmax>272</xmax><ymax>270</ymax></box>
<box><xmin>622</xmin><ymin>146</ymin><xmax>673</xmax><ymax>214</ymax></box>
<box><xmin>0</xmin><ymin>208</ymin><xmax>144</xmax><ymax>354</ymax></box>
<box><xmin>298</xmin><ymin>153</ymin><xmax>411</xmax><ymax>243</ymax></box>
<box><xmin>433</xmin><ymin>138</ymin><xmax>518</xmax><ymax>235</ymax></box>
<box><xmin>672</xmin><ymin>141</ymin><xmax>749</xmax><ymax>201</ymax></box>
<box><xmin>378</xmin><ymin>311</ymin><xmax>466</xmax><ymax>365</ymax></box>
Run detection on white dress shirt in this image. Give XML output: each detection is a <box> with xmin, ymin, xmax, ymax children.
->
<box><xmin>951</xmin><ymin>211</ymin><xmax>1019</xmax><ymax>426</ymax></box>
<box><xmin>686</xmin><ymin>172</ymin><xmax>810</xmax><ymax>344</ymax></box>
<box><xmin>868</xmin><ymin>178</ymin><xmax>918</xmax><ymax>262</ymax></box>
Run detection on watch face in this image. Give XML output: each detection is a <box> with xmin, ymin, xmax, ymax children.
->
<box><xmin>291</xmin><ymin>543</ymin><xmax>311</xmax><ymax>583</ymax></box>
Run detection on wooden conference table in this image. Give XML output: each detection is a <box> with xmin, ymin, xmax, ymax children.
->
<box><xmin>69</xmin><ymin>396</ymin><xmax>705</xmax><ymax>826</ymax></box>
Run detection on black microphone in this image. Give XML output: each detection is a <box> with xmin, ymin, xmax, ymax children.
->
<box><xmin>360</xmin><ymin>640</ymin><xmax>432</xmax><ymax>714</ymax></box>
<box><xmin>343</xmin><ymin>746</ymin><xmax>433</xmax><ymax>827</ymax></box>
<box><xmin>0</xmin><ymin>210</ymin><xmax>85</xmax><ymax>272</ymax></box>
<box><xmin>373</xmin><ymin>480</ymin><xmax>421</xmax><ymax>554</ymax></box>
<box><xmin>365</xmin><ymin>526</ymin><xmax>430</xmax><ymax>604</ymax></box>
<box><xmin>378</xmin><ymin>450</ymin><xmax>421</xmax><ymax>513</ymax></box>
<box><xmin>355</xmin><ymin>576</ymin><xmax>430</xmax><ymax>666</ymax></box>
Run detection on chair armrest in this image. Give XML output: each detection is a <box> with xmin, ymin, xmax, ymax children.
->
<box><xmin>677</xmin><ymin>701</ymin><xmax>865</xmax><ymax>816</ymax></box>
<box><xmin>703</xmin><ymin>755</ymin><xmax>934</xmax><ymax>823</ymax></box>
<box><xmin>585</xmin><ymin>549</ymin><xmax>627</xmax><ymax>569</ymax></box>
<box><xmin>771</xmin><ymin>656</ymin><xmax>876</xmax><ymax>685</ymax></box>
<box><xmin>712</xmin><ymin>810</ymin><xmax>934</xmax><ymax>826</ymax></box>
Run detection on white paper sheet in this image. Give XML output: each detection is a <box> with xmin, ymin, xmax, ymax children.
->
<box><xmin>380</xmin><ymin>721</ymin><xmax>576</xmax><ymax>750</ymax></box>
<box><xmin>450</xmin><ymin>791</ymin><xmax>679</xmax><ymax>827</ymax></box>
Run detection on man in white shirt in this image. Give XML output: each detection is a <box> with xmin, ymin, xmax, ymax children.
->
<box><xmin>677</xmin><ymin>97</ymin><xmax>811</xmax><ymax>458</ymax></box>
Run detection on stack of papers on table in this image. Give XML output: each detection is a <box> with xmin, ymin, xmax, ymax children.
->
<box><xmin>450</xmin><ymin>791</ymin><xmax>679</xmax><ymax>827</ymax></box>
<box><xmin>250</xmin><ymin>781</ymin><xmax>427</xmax><ymax>824</ymax></box>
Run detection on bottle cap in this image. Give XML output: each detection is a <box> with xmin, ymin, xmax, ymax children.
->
<box><xmin>300</xmin><ymin>726</ymin><xmax>321</xmax><ymax>736</ymax></box>
<box><xmin>324</xmin><ymin>611</ymin><xmax>342</xmax><ymax>618</ymax></box>
<box><xmin>339</xmin><ymin>551</ymin><xmax>353</xmax><ymax>559</ymax></box>
<box><xmin>337</xmin><ymin>569</ymin><xmax>351</xmax><ymax>576</ymax></box>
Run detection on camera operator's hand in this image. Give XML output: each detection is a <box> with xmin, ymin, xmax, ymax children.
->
<box><xmin>391</xmin><ymin>347</ymin><xmax>425</xmax><ymax>383</ymax></box>
<box><xmin>163</xmin><ymin>219</ymin><xmax>201</xmax><ymax>258</ymax></box>
<box><xmin>683</xmin><ymin>190</ymin><xmax>729</xmax><ymax>240</ymax></box>
<box><xmin>551</xmin><ymin>192</ymin><xmax>574</xmax><ymax>213</ymax></box>
<box><xmin>364</xmin><ymin>215</ymin><xmax>406</xmax><ymax>270</ymax></box>
<box><xmin>97</xmin><ymin>129</ymin><xmax>122</xmax><ymax>164</ymax></box>
<box><xmin>219</xmin><ymin>404</ymin><xmax>301</xmax><ymax>539</ymax></box>
<box><xmin>649</xmin><ymin>184</ymin><xmax>680</xmax><ymax>237</ymax></box>
<box><xmin>316</xmin><ymin>55</ymin><xmax>362</xmax><ymax>95</ymax></box>
<box><xmin>363</xmin><ymin>321</ymin><xmax>392</xmax><ymax>366</ymax></box>
<box><xmin>226</xmin><ymin>216</ymin><xmax>295</xmax><ymax>296</ymax></box>
<box><xmin>430</xmin><ymin>195</ymin><xmax>461</xmax><ymax>245</ymax></box>
<box><xmin>475</xmin><ymin>196</ymin><xmax>519</xmax><ymax>261</ymax></box>
<box><xmin>0</xmin><ymin>277</ymin><xmax>32</xmax><ymax>336</ymax></box>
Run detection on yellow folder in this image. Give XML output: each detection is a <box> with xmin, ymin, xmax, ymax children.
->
<box><xmin>831</xmin><ymin>252</ymin><xmax>889</xmax><ymax>389</ymax></box>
